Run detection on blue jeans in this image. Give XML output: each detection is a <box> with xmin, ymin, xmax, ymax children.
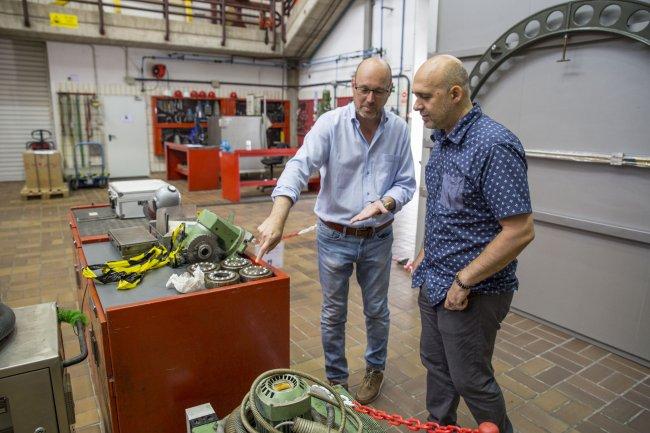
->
<box><xmin>317</xmin><ymin>221</ymin><xmax>393</xmax><ymax>383</ymax></box>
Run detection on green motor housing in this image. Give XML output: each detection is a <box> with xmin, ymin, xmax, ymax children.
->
<box><xmin>256</xmin><ymin>373</ymin><xmax>311</xmax><ymax>422</ymax></box>
<box><xmin>180</xmin><ymin>210</ymin><xmax>253</xmax><ymax>264</ymax></box>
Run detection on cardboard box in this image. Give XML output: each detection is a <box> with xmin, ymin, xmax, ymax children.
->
<box><xmin>23</xmin><ymin>150</ymin><xmax>65</xmax><ymax>191</ymax></box>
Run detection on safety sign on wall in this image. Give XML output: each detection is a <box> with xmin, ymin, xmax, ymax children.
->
<box><xmin>50</xmin><ymin>12</ymin><xmax>79</xmax><ymax>29</ymax></box>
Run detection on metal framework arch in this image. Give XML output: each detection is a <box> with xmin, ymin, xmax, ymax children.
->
<box><xmin>469</xmin><ymin>0</ymin><xmax>650</xmax><ymax>100</ymax></box>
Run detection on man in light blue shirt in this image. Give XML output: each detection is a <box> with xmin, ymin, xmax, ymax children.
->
<box><xmin>256</xmin><ymin>58</ymin><xmax>415</xmax><ymax>404</ymax></box>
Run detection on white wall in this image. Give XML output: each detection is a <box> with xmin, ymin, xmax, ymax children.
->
<box><xmin>298</xmin><ymin>0</ymin><xmax>432</xmax><ymax>184</ymax></box>
<box><xmin>47</xmin><ymin>41</ymin><xmax>286</xmax><ymax>172</ymax></box>
<box><xmin>299</xmin><ymin>0</ymin><xmax>417</xmax><ymax>109</ymax></box>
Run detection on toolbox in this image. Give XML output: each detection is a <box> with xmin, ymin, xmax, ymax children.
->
<box><xmin>108</xmin><ymin>179</ymin><xmax>170</xmax><ymax>219</ymax></box>
<box><xmin>108</xmin><ymin>226</ymin><xmax>159</xmax><ymax>258</ymax></box>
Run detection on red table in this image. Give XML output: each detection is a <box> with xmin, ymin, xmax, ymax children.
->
<box><xmin>165</xmin><ymin>142</ymin><xmax>220</xmax><ymax>191</ymax></box>
<box><xmin>220</xmin><ymin>148</ymin><xmax>298</xmax><ymax>202</ymax></box>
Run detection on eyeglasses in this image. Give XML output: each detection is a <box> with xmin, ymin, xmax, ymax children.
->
<box><xmin>354</xmin><ymin>86</ymin><xmax>392</xmax><ymax>96</ymax></box>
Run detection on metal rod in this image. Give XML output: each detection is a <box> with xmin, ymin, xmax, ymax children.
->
<box><xmin>221</xmin><ymin>0</ymin><xmax>227</xmax><ymax>46</ymax></box>
<box><xmin>98</xmin><ymin>0</ymin><xmax>105</xmax><ymax>35</ymax></box>
<box><xmin>21</xmin><ymin>0</ymin><xmax>30</xmax><ymax>27</ymax></box>
<box><xmin>526</xmin><ymin>149</ymin><xmax>650</xmax><ymax>169</ymax></box>
<box><xmin>163</xmin><ymin>0</ymin><xmax>170</xmax><ymax>41</ymax></box>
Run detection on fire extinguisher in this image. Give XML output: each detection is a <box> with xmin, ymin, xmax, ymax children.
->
<box><xmin>152</xmin><ymin>64</ymin><xmax>167</xmax><ymax>80</ymax></box>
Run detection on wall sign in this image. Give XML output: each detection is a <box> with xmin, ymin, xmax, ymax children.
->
<box><xmin>50</xmin><ymin>13</ymin><xmax>78</xmax><ymax>29</ymax></box>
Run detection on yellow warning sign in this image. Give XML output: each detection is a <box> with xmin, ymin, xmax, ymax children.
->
<box><xmin>50</xmin><ymin>12</ymin><xmax>78</xmax><ymax>29</ymax></box>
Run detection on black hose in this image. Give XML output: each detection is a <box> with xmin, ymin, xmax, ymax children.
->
<box><xmin>0</xmin><ymin>303</ymin><xmax>16</xmax><ymax>342</ymax></box>
<box><xmin>62</xmin><ymin>321</ymin><xmax>88</xmax><ymax>368</ymax></box>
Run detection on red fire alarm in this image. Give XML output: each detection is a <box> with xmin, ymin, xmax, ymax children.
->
<box><xmin>152</xmin><ymin>64</ymin><xmax>167</xmax><ymax>80</ymax></box>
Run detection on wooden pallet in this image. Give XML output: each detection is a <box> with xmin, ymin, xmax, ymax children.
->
<box><xmin>20</xmin><ymin>186</ymin><xmax>70</xmax><ymax>200</ymax></box>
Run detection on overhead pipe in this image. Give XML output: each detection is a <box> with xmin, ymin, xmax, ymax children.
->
<box><xmin>300</xmin><ymin>48</ymin><xmax>382</xmax><ymax>68</ymax></box>
<box><xmin>139</xmin><ymin>54</ymin><xmax>285</xmax><ymax>81</ymax></box>
<box><xmin>134</xmin><ymin>77</ymin><xmax>288</xmax><ymax>88</ymax></box>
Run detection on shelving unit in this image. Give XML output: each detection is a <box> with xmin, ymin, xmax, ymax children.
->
<box><xmin>152</xmin><ymin>96</ymin><xmax>291</xmax><ymax>156</ymax></box>
<box><xmin>297</xmin><ymin>97</ymin><xmax>351</xmax><ymax>146</ymax></box>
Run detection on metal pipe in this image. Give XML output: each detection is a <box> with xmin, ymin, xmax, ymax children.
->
<box><xmin>134</xmin><ymin>77</ymin><xmax>288</xmax><ymax>88</ymax></box>
<box><xmin>98</xmin><ymin>0</ymin><xmax>105</xmax><ymax>35</ymax></box>
<box><xmin>163</xmin><ymin>0</ymin><xmax>170</xmax><ymax>41</ymax></box>
<box><xmin>21</xmin><ymin>0</ymin><xmax>30</xmax><ymax>27</ymax></box>
<box><xmin>526</xmin><ymin>149</ymin><xmax>650</xmax><ymax>169</ymax></box>
<box><xmin>396</xmin><ymin>0</ymin><xmax>405</xmax><ymax>115</ymax></box>
<box><xmin>301</xmin><ymin>48</ymin><xmax>381</xmax><ymax>68</ymax></box>
<box><xmin>379</xmin><ymin>0</ymin><xmax>384</xmax><ymax>56</ymax></box>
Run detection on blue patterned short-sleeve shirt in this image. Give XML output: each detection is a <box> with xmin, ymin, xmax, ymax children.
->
<box><xmin>412</xmin><ymin>103</ymin><xmax>532</xmax><ymax>305</ymax></box>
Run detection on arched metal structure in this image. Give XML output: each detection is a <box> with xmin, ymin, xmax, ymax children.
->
<box><xmin>469</xmin><ymin>0</ymin><xmax>650</xmax><ymax>99</ymax></box>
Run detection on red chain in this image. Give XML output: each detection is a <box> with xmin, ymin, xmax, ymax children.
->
<box><xmin>352</xmin><ymin>402</ymin><xmax>497</xmax><ymax>433</ymax></box>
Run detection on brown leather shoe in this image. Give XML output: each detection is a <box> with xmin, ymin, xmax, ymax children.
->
<box><xmin>328</xmin><ymin>380</ymin><xmax>349</xmax><ymax>392</ymax></box>
<box><xmin>354</xmin><ymin>369</ymin><xmax>384</xmax><ymax>404</ymax></box>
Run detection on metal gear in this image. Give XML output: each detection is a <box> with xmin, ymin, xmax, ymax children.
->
<box><xmin>185</xmin><ymin>235</ymin><xmax>224</xmax><ymax>263</ymax></box>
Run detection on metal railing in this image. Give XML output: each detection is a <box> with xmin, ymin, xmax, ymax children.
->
<box><xmin>21</xmin><ymin>0</ymin><xmax>296</xmax><ymax>49</ymax></box>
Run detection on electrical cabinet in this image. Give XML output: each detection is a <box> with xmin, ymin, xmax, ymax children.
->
<box><xmin>0</xmin><ymin>303</ymin><xmax>75</xmax><ymax>433</ymax></box>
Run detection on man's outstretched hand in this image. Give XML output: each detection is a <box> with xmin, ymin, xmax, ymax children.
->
<box><xmin>255</xmin><ymin>215</ymin><xmax>285</xmax><ymax>262</ymax></box>
<box><xmin>350</xmin><ymin>200</ymin><xmax>388</xmax><ymax>224</ymax></box>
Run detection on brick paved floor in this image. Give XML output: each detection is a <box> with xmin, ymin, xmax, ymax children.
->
<box><xmin>0</xmin><ymin>179</ymin><xmax>647</xmax><ymax>433</ymax></box>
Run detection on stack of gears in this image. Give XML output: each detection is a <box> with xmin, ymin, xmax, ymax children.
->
<box><xmin>187</xmin><ymin>256</ymin><xmax>274</xmax><ymax>288</ymax></box>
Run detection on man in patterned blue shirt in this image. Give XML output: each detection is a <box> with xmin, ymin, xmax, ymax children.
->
<box><xmin>257</xmin><ymin>58</ymin><xmax>416</xmax><ymax>404</ymax></box>
<box><xmin>410</xmin><ymin>55</ymin><xmax>535</xmax><ymax>432</ymax></box>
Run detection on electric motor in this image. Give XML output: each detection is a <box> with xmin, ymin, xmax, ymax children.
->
<box><xmin>255</xmin><ymin>374</ymin><xmax>312</xmax><ymax>433</ymax></box>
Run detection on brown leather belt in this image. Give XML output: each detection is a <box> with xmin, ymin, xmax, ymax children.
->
<box><xmin>321</xmin><ymin>219</ymin><xmax>393</xmax><ymax>238</ymax></box>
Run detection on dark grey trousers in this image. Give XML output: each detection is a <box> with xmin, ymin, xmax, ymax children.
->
<box><xmin>418</xmin><ymin>288</ymin><xmax>514</xmax><ymax>433</ymax></box>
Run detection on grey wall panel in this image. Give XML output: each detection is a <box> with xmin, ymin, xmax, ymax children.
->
<box><xmin>437</xmin><ymin>0</ymin><xmax>566</xmax><ymax>53</ymax></box>
<box><xmin>516</xmin><ymin>222</ymin><xmax>650</xmax><ymax>360</ymax></box>
<box><xmin>528</xmin><ymin>160</ymin><xmax>650</xmax><ymax>233</ymax></box>
<box><xmin>474</xmin><ymin>40</ymin><xmax>650</xmax><ymax>155</ymax></box>
<box><xmin>430</xmin><ymin>0</ymin><xmax>650</xmax><ymax>360</ymax></box>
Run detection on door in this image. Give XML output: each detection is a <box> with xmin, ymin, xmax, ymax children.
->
<box><xmin>0</xmin><ymin>369</ymin><xmax>59</xmax><ymax>433</ymax></box>
<box><xmin>102</xmin><ymin>95</ymin><xmax>149</xmax><ymax>178</ymax></box>
<box><xmin>0</xmin><ymin>38</ymin><xmax>53</xmax><ymax>181</ymax></box>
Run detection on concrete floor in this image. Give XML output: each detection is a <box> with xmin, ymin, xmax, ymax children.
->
<box><xmin>0</xmin><ymin>179</ymin><xmax>648</xmax><ymax>433</ymax></box>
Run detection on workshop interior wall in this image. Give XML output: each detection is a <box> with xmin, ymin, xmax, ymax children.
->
<box><xmin>419</xmin><ymin>0</ymin><xmax>650</xmax><ymax>362</ymax></box>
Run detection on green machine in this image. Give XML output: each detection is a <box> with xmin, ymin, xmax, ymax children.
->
<box><xmin>187</xmin><ymin>369</ymin><xmax>499</xmax><ymax>433</ymax></box>
<box><xmin>180</xmin><ymin>209</ymin><xmax>253</xmax><ymax>264</ymax></box>
<box><xmin>187</xmin><ymin>370</ymin><xmax>385</xmax><ymax>433</ymax></box>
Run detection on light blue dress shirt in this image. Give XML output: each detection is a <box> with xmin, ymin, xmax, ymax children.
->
<box><xmin>272</xmin><ymin>102</ymin><xmax>416</xmax><ymax>227</ymax></box>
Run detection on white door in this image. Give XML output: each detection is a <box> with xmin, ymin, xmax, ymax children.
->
<box><xmin>103</xmin><ymin>95</ymin><xmax>149</xmax><ymax>178</ymax></box>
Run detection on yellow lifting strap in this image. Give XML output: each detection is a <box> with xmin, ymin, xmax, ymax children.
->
<box><xmin>82</xmin><ymin>223</ymin><xmax>186</xmax><ymax>290</ymax></box>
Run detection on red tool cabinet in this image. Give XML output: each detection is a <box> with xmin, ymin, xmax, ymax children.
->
<box><xmin>69</xmin><ymin>204</ymin><xmax>290</xmax><ymax>433</ymax></box>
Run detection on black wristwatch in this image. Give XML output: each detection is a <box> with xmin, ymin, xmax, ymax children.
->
<box><xmin>454</xmin><ymin>273</ymin><xmax>473</xmax><ymax>290</ymax></box>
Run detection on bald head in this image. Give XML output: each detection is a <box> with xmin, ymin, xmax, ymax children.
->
<box><xmin>354</xmin><ymin>57</ymin><xmax>392</xmax><ymax>88</ymax></box>
<box><xmin>352</xmin><ymin>57</ymin><xmax>393</xmax><ymax>121</ymax></box>
<box><xmin>417</xmin><ymin>55</ymin><xmax>470</xmax><ymax>100</ymax></box>
<box><xmin>413</xmin><ymin>55</ymin><xmax>473</xmax><ymax>131</ymax></box>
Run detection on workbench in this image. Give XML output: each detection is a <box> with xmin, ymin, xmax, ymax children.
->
<box><xmin>165</xmin><ymin>142</ymin><xmax>220</xmax><ymax>191</ymax></box>
<box><xmin>220</xmin><ymin>148</ymin><xmax>320</xmax><ymax>202</ymax></box>
<box><xmin>68</xmin><ymin>204</ymin><xmax>290</xmax><ymax>433</ymax></box>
